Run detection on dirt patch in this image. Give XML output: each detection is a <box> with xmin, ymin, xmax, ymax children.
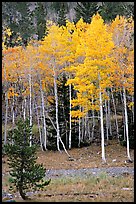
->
<box><xmin>36</xmin><ymin>140</ymin><xmax>134</xmax><ymax>170</ymax></box>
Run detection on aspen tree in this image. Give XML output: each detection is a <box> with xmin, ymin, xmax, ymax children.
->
<box><xmin>67</xmin><ymin>13</ymin><xmax>114</xmax><ymax>162</ymax></box>
<box><xmin>110</xmin><ymin>15</ymin><xmax>134</xmax><ymax>161</ymax></box>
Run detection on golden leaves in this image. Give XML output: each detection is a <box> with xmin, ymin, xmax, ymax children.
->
<box><xmin>2</xmin><ymin>13</ymin><xmax>134</xmax><ymax>118</ymax></box>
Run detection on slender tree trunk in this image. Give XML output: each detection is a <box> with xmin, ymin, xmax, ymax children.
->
<box><xmin>39</xmin><ymin>76</ymin><xmax>47</xmax><ymax>150</ymax></box>
<box><xmin>111</xmin><ymin>87</ymin><xmax>119</xmax><ymax>140</ymax></box>
<box><xmin>69</xmin><ymin>83</ymin><xmax>72</xmax><ymax>149</ymax></box>
<box><xmin>107</xmin><ymin>91</ymin><xmax>112</xmax><ymax>136</ymax></box>
<box><xmin>29</xmin><ymin>73</ymin><xmax>32</xmax><ymax>147</ymax></box>
<box><xmin>12</xmin><ymin>96</ymin><xmax>15</xmax><ymax>127</ymax></box>
<box><xmin>91</xmin><ymin>99</ymin><xmax>95</xmax><ymax>141</ymax></box>
<box><xmin>46</xmin><ymin>111</ymin><xmax>71</xmax><ymax>157</ymax></box>
<box><xmin>19</xmin><ymin>186</ymin><xmax>28</xmax><ymax>200</ymax></box>
<box><xmin>99</xmin><ymin>73</ymin><xmax>106</xmax><ymax>163</ymax></box>
<box><xmin>78</xmin><ymin>117</ymin><xmax>81</xmax><ymax>147</ymax></box>
<box><xmin>84</xmin><ymin>114</ymin><xmax>87</xmax><ymax>140</ymax></box>
<box><xmin>120</xmin><ymin>90</ymin><xmax>126</xmax><ymax>141</ymax></box>
<box><xmin>4</xmin><ymin>92</ymin><xmax>8</xmax><ymax>145</ymax></box>
<box><xmin>53</xmin><ymin>68</ymin><xmax>61</xmax><ymax>152</ymax></box>
<box><xmin>65</xmin><ymin>121</ymin><xmax>68</xmax><ymax>148</ymax></box>
<box><xmin>132</xmin><ymin>96</ymin><xmax>134</xmax><ymax>123</ymax></box>
<box><xmin>23</xmin><ymin>97</ymin><xmax>26</xmax><ymax>121</ymax></box>
<box><xmin>87</xmin><ymin>114</ymin><xmax>91</xmax><ymax>140</ymax></box>
<box><xmin>12</xmin><ymin>95</ymin><xmax>15</xmax><ymax>144</ymax></box>
<box><xmin>81</xmin><ymin>113</ymin><xmax>84</xmax><ymax>141</ymax></box>
<box><xmin>36</xmin><ymin>104</ymin><xmax>43</xmax><ymax>150</ymax></box>
<box><xmin>104</xmin><ymin>99</ymin><xmax>108</xmax><ymax>141</ymax></box>
<box><xmin>33</xmin><ymin>90</ymin><xmax>43</xmax><ymax>151</ymax></box>
<box><xmin>123</xmin><ymin>86</ymin><xmax>132</xmax><ymax>161</ymax></box>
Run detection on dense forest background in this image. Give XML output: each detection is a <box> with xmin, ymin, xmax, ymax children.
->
<box><xmin>2</xmin><ymin>2</ymin><xmax>134</xmax><ymax>158</ymax></box>
<box><xmin>2</xmin><ymin>2</ymin><xmax>134</xmax><ymax>45</ymax></box>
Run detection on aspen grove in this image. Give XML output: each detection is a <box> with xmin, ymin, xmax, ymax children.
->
<box><xmin>2</xmin><ymin>14</ymin><xmax>134</xmax><ymax>162</ymax></box>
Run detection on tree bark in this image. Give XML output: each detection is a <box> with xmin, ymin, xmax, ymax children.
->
<box><xmin>29</xmin><ymin>73</ymin><xmax>32</xmax><ymax>147</ymax></box>
<box><xmin>53</xmin><ymin>67</ymin><xmax>61</xmax><ymax>152</ymax></box>
<box><xmin>111</xmin><ymin>87</ymin><xmax>119</xmax><ymax>140</ymax></box>
<box><xmin>39</xmin><ymin>76</ymin><xmax>47</xmax><ymax>150</ymax></box>
<box><xmin>23</xmin><ymin>97</ymin><xmax>26</xmax><ymax>121</ymax></box>
<box><xmin>12</xmin><ymin>95</ymin><xmax>15</xmax><ymax>144</ymax></box>
<box><xmin>69</xmin><ymin>83</ymin><xmax>72</xmax><ymax>149</ymax></box>
<box><xmin>99</xmin><ymin>73</ymin><xmax>106</xmax><ymax>163</ymax></box>
<box><xmin>4</xmin><ymin>92</ymin><xmax>8</xmax><ymax>145</ymax></box>
<box><xmin>33</xmin><ymin>90</ymin><xmax>43</xmax><ymax>151</ymax></box>
<box><xmin>123</xmin><ymin>86</ymin><xmax>132</xmax><ymax>161</ymax></box>
<box><xmin>19</xmin><ymin>186</ymin><xmax>28</xmax><ymax>200</ymax></box>
<box><xmin>91</xmin><ymin>99</ymin><xmax>95</xmax><ymax>141</ymax></box>
<box><xmin>107</xmin><ymin>90</ymin><xmax>112</xmax><ymax>136</ymax></box>
<box><xmin>105</xmin><ymin>99</ymin><xmax>109</xmax><ymax>142</ymax></box>
<box><xmin>78</xmin><ymin>117</ymin><xmax>81</xmax><ymax>147</ymax></box>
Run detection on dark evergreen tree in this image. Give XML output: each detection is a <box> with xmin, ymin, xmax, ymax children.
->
<box><xmin>46</xmin><ymin>75</ymin><xmax>70</xmax><ymax>150</ymax></box>
<box><xmin>57</xmin><ymin>2</ymin><xmax>67</xmax><ymax>26</ymax></box>
<box><xmin>51</xmin><ymin>2</ymin><xmax>68</xmax><ymax>26</ymax></box>
<box><xmin>74</xmin><ymin>2</ymin><xmax>98</xmax><ymax>23</ymax></box>
<box><xmin>46</xmin><ymin>74</ymin><xmax>78</xmax><ymax>150</ymax></box>
<box><xmin>4</xmin><ymin>118</ymin><xmax>50</xmax><ymax>200</ymax></box>
<box><xmin>34</xmin><ymin>2</ymin><xmax>47</xmax><ymax>40</ymax></box>
<box><xmin>119</xmin><ymin>106</ymin><xmax>134</xmax><ymax>149</ymax></box>
<box><xmin>57</xmin><ymin>74</ymin><xmax>70</xmax><ymax>147</ymax></box>
<box><xmin>2</xmin><ymin>2</ymin><xmax>35</xmax><ymax>46</ymax></box>
<box><xmin>99</xmin><ymin>2</ymin><xmax>130</xmax><ymax>22</ymax></box>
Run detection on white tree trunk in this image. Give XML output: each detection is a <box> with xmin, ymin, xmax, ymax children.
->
<box><xmin>23</xmin><ymin>97</ymin><xmax>26</xmax><ymax>121</ymax></box>
<box><xmin>99</xmin><ymin>73</ymin><xmax>106</xmax><ymax>163</ymax></box>
<box><xmin>4</xmin><ymin>92</ymin><xmax>8</xmax><ymax>145</ymax></box>
<box><xmin>69</xmin><ymin>83</ymin><xmax>72</xmax><ymax>149</ymax></box>
<box><xmin>132</xmin><ymin>96</ymin><xmax>134</xmax><ymax>123</ymax></box>
<box><xmin>123</xmin><ymin>86</ymin><xmax>132</xmax><ymax>161</ymax></box>
<box><xmin>105</xmin><ymin>99</ymin><xmax>109</xmax><ymax>142</ymax></box>
<box><xmin>33</xmin><ymin>90</ymin><xmax>43</xmax><ymax>151</ymax></box>
<box><xmin>111</xmin><ymin>87</ymin><xmax>119</xmax><ymax>140</ymax></box>
<box><xmin>39</xmin><ymin>77</ymin><xmax>47</xmax><ymax>150</ymax></box>
<box><xmin>12</xmin><ymin>95</ymin><xmax>15</xmax><ymax>144</ymax></box>
<box><xmin>84</xmin><ymin>114</ymin><xmax>87</xmax><ymax>140</ymax></box>
<box><xmin>91</xmin><ymin>99</ymin><xmax>95</xmax><ymax>141</ymax></box>
<box><xmin>29</xmin><ymin>73</ymin><xmax>32</xmax><ymax>147</ymax></box>
<box><xmin>78</xmin><ymin>117</ymin><xmax>81</xmax><ymax>147</ymax></box>
<box><xmin>81</xmin><ymin>114</ymin><xmax>84</xmax><ymax>141</ymax></box>
<box><xmin>36</xmin><ymin>106</ymin><xmax>43</xmax><ymax>150</ymax></box>
<box><xmin>53</xmin><ymin>68</ymin><xmax>61</xmax><ymax>152</ymax></box>
<box><xmin>120</xmin><ymin>90</ymin><xmax>126</xmax><ymax>141</ymax></box>
<box><xmin>107</xmin><ymin>91</ymin><xmax>112</xmax><ymax>136</ymax></box>
<box><xmin>46</xmin><ymin>112</ymin><xmax>71</xmax><ymax>157</ymax></box>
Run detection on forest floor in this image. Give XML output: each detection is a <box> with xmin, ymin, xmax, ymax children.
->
<box><xmin>2</xmin><ymin>140</ymin><xmax>134</xmax><ymax>202</ymax></box>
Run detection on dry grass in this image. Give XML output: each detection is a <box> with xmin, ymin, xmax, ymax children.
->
<box><xmin>7</xmin><ymin>174</ymin><xmax>134</xmax><ymax>202</ymax></box>
<box><xmin>2</xmin><ymin>141</ymin><xmax>134</xmax><ymax>202</ymax></box>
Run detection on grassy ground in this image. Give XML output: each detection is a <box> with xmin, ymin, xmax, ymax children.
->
<box><xmin>3</xmin><ymin>173</ymin><xmax>134</xmax><ymax>202</ymax></box>
<box><xmin>2</xmin><ymin>140</ymin><xmax>134</xmax><ymax>202</ymax></box>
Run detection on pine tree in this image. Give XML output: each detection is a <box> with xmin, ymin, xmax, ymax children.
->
<box><xmin>99</xmin><ymin>2</ymin><xmax>126</xmax><ymax>22</ymax></box>
<box><xmin>57</xmin><ymin>3</ymin><xmax>67</xmax><ymax>26</ymax></box>
<box><xmin>74</xmin><ymin>2</ymin><xmax>98</xmax><ymax>23</ymax></box>
<box><xmin>34</xmin><ymin>2</ymin><xmax>47</xmax><ymax>40</ymax></box>
<box><xmin>2</xmin><ymin>2</ymin><xmax>35</xmax><ymax>46</ymax></box>
<box><xmin>4</xmin><ymin>118</ymin><xmax>51</xmax><ymax>200</ymax></box>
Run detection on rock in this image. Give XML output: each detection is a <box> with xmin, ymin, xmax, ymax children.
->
<box><xmin>68</xmin><ymin>157</ymin><xmax>75</xmax><ymax>161</ymax></box>
<box><xmin>4</xmin><ymin>200</ymin><xmax>16</xmax><ymax>202</ymax></box>
<box><xmin>122</xmin><ymin>188</ymin><xmax>133</xmax><ymax>191</ymax></box>
<box><xmin>125</xmin><ymin>159</ymin><xmax>133</xmax><ymax>164</ymax></box>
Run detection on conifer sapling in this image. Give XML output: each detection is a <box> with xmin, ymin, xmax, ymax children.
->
<box><xmin>4</xmin><ymin>118</ymin><xmax>51</xmax><ymax>200</ymax></box>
